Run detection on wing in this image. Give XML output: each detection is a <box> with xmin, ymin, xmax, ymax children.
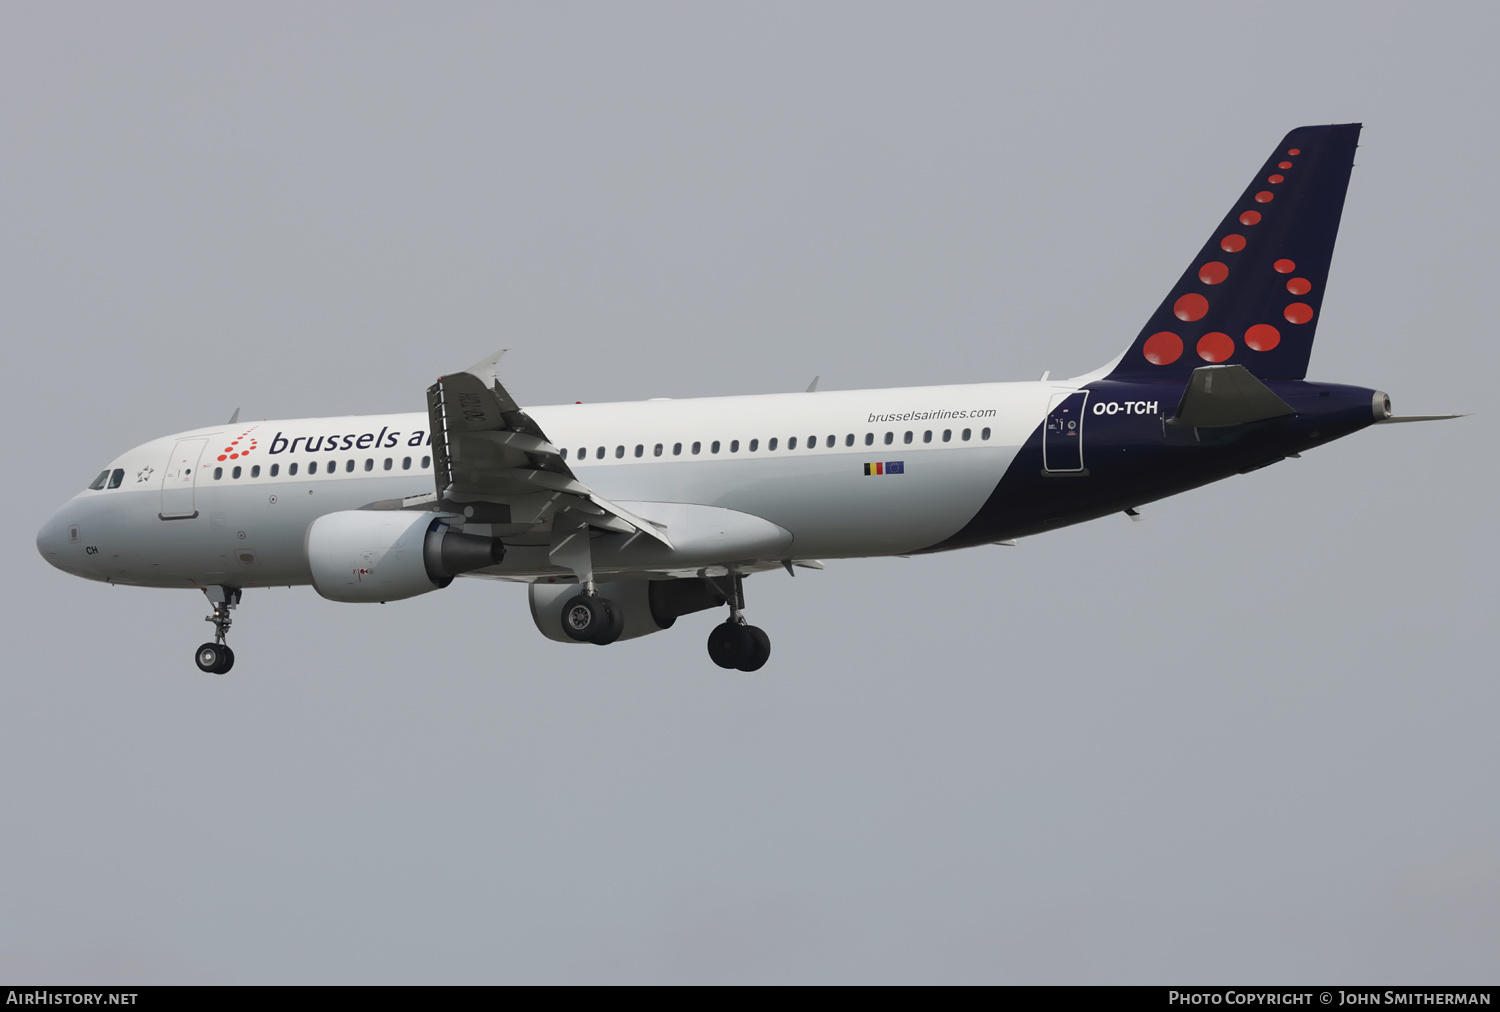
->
<box><xmin>426</xmin><ymin>351</ymin><xmax>672</xmax><ymax>549</ymax></box>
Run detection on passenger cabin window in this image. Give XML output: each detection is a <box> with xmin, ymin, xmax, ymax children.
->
<box><xmin>596</xmin><ymin>447</ymin><xmax>605</xmax><ymax>459</ymax></box>
<box><xmin>88</xmin><ymin>470</ymin><xmax>110</xmax><ymax>490</ymax></box>
<box><xmin>692</xmin><ymin>441</ymin><xmax>701</xmax><ymax>455</ymax></box>
<box><xmin>560</xmin><ymin>448</ymin><xmax>568</xmax><ymax>460</ymax></box>
<box><xmin>107</xmin><ymin>468</ymin><xmax>125</xmax><ymax>489</ymax></box>
<box><xmin>214</xmin><ymin>467</ymin><xmax>223</xmax><ymax>480</ymax></box>
<box><xmin>364</xmin><ymin>459</ymin><xmax>373</xmax><ymax>471</ymax></box>
<box><xmin>673</xmin><ymin>442</ymin><xmax>682</xmax><ymax>456</ymax></box>
<box><xmin>401</xmin><ymin>457</ymin><xmax>411</xmax><ymax>470</ymax></box>
<box><xmin>749</xmin><ymin>439</ymin><xmax>758</xmax><ymax>451</ymax></box>
<box><xmin>711</xmin><ymin>440</ymin><xmax>721</xmax><ymax>454</ymax></box>
<box><xmin>865</xmin><ymin>433</ymin><xmax>874</xmax><ymax>446</ymax></box>
<box><xmin>345</xmin><ymin>460</ymin><xmax>355</xmax><ymax>472</ymax></box>
<box><xmin>270</xmin><ymin>464</ymin><xmax>280</xmax><ymax>477</ymax></box>
<box><xmin>982</xmin><ymin>427</ymin><xmax>991</xmax><ymax>440</ymax></box>
<box><xmin>788</xmin><ymin>436</ymin><xmax>797</xmax><ymax>450</ymax></box>
<box><xmin>768</xmin><ymin>437</ymin><xmax>778</xmax><ymax>451</ymax></box>
<box><xmin>383</xmin><ymin>458</ymin><xmax>392</xmax><ymax>471</ymax></box>
<box><xmin>922</xmin><ymin>430</ymin><xmax>932</xmax><ymax>443</ymax></box>
<box><xmin>615</xmin><ymin>446</ymin><xmax>624</xmax><ymax>459</ymax></box>
<box><xmin>422</xmin><ymin>455</ymin><xmax>431</xmax><ymax>468</ymax></box>
<box><xmin>942</xmin><ymin>429</ymin><xmax>952</xmax><ymax>442</ymax></box>
<box><xmin>962</xmin><ymin>428</ymin><xmax>971</xmax><ymax>441</ymax></box>
<box><xmin>289</xmin><ymin>462</ymin><xmax>298</xmax><ymax>475</ymax></box>
<box><xmin>654</xmin><ymin>443</ymin><xmax>663</xmax><ymax>457</ymax></box>
<box><xmin>309</xmin><ymin>461</ymin><xmax>318</xmax><ymax>474</ymax></box>
<box><xmin>729</xmin><ymin>440</ymin><xmax>739</xmax><ymax>453</ymax></box>
<box><xmin>903</xmin><ymin>431</ymin><xmax>913</xmax><ymax>444</ymax></box>
<box><xmin>884</xmin><ymin>432</ymin><xmax>894</xmax><ymax>445</ymax></box>
<box><xmin>232</xmin><ymin>466</ymin><xmax>242</xmax><ymax>479</ymax></box>
<box><xmin>634</xmin><ymin>444</ymin><xmax>644</xmax><ymax>458</ymax></box>
<box><xmin>251</xmin><ymin>464</ymin><xmax>261</xmax><ymax>477</ymax></box>
<box><xmin>845</xmin><ymin>434</ymin><xmax>854</xmax><ymax>447</ymax></box>
<box><xmin>326</xmin><ymin>459</ymin><xmax>335</xmax><ymax>472</ymax></box>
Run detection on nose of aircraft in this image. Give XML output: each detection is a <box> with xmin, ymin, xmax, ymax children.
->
<box><xmin>36</xmin><ymin>501</ymin><xmax>82</xmax><ymax>574</ymax></box>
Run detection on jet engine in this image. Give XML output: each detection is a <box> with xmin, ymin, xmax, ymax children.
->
<box><xmin>529</xmin><ymin>578</ymin><xmax>725</xmax><ymax>644</ymax></box>
<box><xmin>306</xmin><ymin>510</ymin><xmax>502</xmax><ymax>603</ymax></box>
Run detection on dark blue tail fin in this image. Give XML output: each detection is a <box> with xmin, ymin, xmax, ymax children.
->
<box><xmin>1106</xmin><ymin>124</ymin><xmax>1361</xmax><ymax>383</ymax></box>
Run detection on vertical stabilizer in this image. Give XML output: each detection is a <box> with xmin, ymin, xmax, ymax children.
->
<box><xmin>1106</xmin><ymin>124</ymin><xmax>1361</xmax><ymax>382</ymax></box>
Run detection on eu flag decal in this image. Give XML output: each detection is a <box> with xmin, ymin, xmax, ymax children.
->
<box><xmin>864</xmin><ymin>461</ymin><xmax>904</xmax><ymax>476</ymax></box>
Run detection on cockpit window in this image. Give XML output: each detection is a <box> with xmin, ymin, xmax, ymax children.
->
<box><xmin>107</xmin><ymin>468</ymin><xmax>125</xmax><ymax>489</ymax></box>
<box><xmin>88</xmin><ymin>470</ymin><xmax>110</xmax><ymax>490</ymax></box>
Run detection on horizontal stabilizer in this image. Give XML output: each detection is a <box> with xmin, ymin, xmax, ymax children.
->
<box><xmin>1169</xmin><ymin>365</ymin><xmax>1296</xmax><ymax>428</ymax></box>
<box><xmin>1375</xmin><ymin>414</ymin><xmax>1466</xmax><ymax>424</ymax></box>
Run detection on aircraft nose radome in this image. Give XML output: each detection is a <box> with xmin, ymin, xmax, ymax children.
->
<box><xmin>36</xmin><ymin>505</ymin><xmax>75</xmax><ymax>572</ymax></box>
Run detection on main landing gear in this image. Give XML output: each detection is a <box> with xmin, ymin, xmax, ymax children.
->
<box><xmin>194</xmin><ymin>585</ymin><xmax>240</xmax><ymax>674</ymax></box>
<box><xmin>560</xmin><ymin>586</ymin><xmax>624</xmax><ymax>646</ymax></box>
<box><xmin>705</xmin><ymin>573</ymin><xmax>770</xmax><ymax>672</ymax></box>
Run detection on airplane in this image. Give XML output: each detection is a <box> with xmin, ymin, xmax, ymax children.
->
<box><xmin>36</xmin><ymin>123</ymin><xmax>1459</xmax><ymax>674</ymax></box>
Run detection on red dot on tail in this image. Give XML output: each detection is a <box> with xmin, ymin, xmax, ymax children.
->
<box><xmin>224</xmin><ymin>447</ymin><xmax>233</xmax><ymax>453</ymax></box>
<box><xmin>1198</xmin><ymin>262</ymin><xmax>1229</xmax><ymax>285</ymax></box>
<box><xmin>1197</xmin><ymin>332</ymin><xmax>1234</xmax><ymax>362</ymax></box>
<box><xmin>1274</xmin><ymin>258</ymin><xmax>1295</xmax><ymax>273</ymax></box>
<box><xmin>1245</xmin><ymin>324</ymin><xmax>1281</xmax><ymax>351</ymax></box>
<box><xmin>217</xmin><ymin>454</ymin><xmax>227</xmax><ymax>461</ymax></box>
<box><xmin>1174</xmin><ymin>293</ymin><xmax>1209</xmax><ymax>322</ymax></box>
<box><xmin>1239</xmin><ymin>210</ymin><xmax>1262</xmax><ymax>226</ymax></box>
<box><xmin>1255</xmin><ymin>191</ymin><xmax>1275</xmax><ymax>203</ymax></box>
<box><xmin>1220</xmin><ymin>234</ymin><xmax>1246</xmax><ymax>253</ymax></box>
<box><xmin>1278</xmin><ymin>161</ymin><xmax>1293</xmax><ymax>169</ymax></box>
<box><xmin>1268</xmin><ymin>174</ymin><xmax>1284</xmax><ymax>184</ymax></box>
<box><xmin>1285</xmin><ymin>302</ymin><xmax>1314</xmax><ymax>324</ymax></box>
<box><xmin>1286</xmin><ymin>277</ymin><xmax>1311</xmax><ymax>295</ymax></box>
<box><xmin>1288</xmin><ymin>148</ymin><xmax>1301</xmax><ymax>155</ymax></box>
<box><xmin>230</xmin><ymin>453</ymin><xmax>239</xmax><ymax>459</ymax></box>
<box><xmin>1143</xmin><ymin>331</ymin><xmax>1183</xmax><ymax>365</ymax></box>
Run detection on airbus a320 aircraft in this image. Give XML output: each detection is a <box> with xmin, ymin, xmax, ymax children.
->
<box><xmin>37</xmin><ymin>123</ymin><xmax>1456</xmax><ymax>674</ymax></box>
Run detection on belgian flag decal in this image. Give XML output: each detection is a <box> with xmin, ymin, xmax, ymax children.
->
<box><xmin>864</xmin><ymin>461</ymin><xmax>904</xmax><ymax>476</ymax></box>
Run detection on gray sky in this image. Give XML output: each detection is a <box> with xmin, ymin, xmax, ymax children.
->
<box><xmin>3</xmin><ymin>1</ymin><xmax>1496</xmax><ymax>984</ymax></box>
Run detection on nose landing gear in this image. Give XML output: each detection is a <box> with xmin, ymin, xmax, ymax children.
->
<box><xmin>194</xmin><ymin>585</ymin><xmax>240</xmax><ymax>674</ymax></box>
<box><xmin>705</xmin><ymin>573</ymin><xmax>771</xmax><ymax>672</ymax></box>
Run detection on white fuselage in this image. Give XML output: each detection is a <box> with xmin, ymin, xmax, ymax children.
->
<box><xmin>39</xmin><ymin>379</ymin><xmax>1071</xmax><ymax>589</ymax></box>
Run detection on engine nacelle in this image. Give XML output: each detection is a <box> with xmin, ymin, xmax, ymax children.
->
<box><xmin>306</xmin><ymin>510</ymin><xmax>503</xmax><ymax>603</ymax></box>
<box><xmin>529</xmin><ymin>578</ymin><xmax>725</xmax><ymax>644</ymax></box>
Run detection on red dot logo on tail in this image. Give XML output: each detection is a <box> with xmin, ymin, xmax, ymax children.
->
<box><xmin>1174</xmin><ymin>294</ymin><xmax>1209</xmax><ymax>321</ymax></box>
<box><xmin>1284</xmin><ymin>303</ymin><xmax>1314</xmax><ymax>325</ymax></box>
<box><xmin>1143</xmin><ymin>331</ymin><xmax>1183</xmax><ymax>365</ymax></box>
<box><xmin>1197</xmin><ymin>332</ymin><xmax>1234</xmax><ymax>362</ymax></box>
<box><xmin>1245</xmin><ymin>324</ymin><xmax>1281</xmax><ymax>351</ymax></box>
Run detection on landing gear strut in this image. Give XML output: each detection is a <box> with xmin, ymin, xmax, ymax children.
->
<box><xmin>705</xmin><ymin>573</ymin><xmax>771</xmax><ymax>671</ymax></box>
<box><xmin>560</xmin><ymin>583</ymin><xmax>624</xmax><ymax>645</ymax></box>
<box><xmin>195</xmin><ymin>585</ymin><xmax>240</xmax><ymax>674</ymax></box>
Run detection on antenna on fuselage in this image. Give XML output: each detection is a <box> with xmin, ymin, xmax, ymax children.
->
<box><xmin>226</xmin><ymin>407</ymin><xmax>240</xmax><ymax>425</ymax></box>
<box><xmin>805</xmin><ymin>376</ymin><xmax>820</xmax><ymax>393</ymax></box>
